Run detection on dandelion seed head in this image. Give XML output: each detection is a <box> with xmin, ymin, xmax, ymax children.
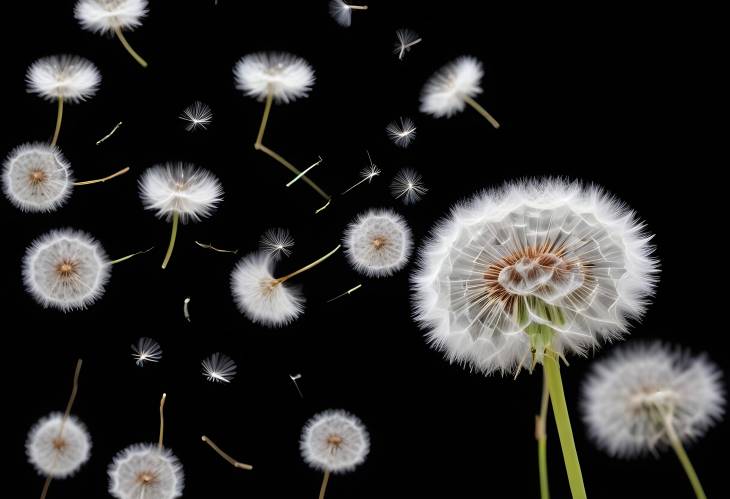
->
<box><xmin>139</xmin><ymin>163</ymin><xmax>223</xmax><ymax>224</ymax></box>
<box><xmin>582</xmin><ymin>342</ymin><xmax>725</xmax><ymax>458</ymax></box>
<box><xmin>390</xmin><ymin>168</ymin><xmax>428</xmax><ymax>204</ymax></box>
<box><xmin>201</xmin><ymin>352</ymin><xmax>237</xmax><ymax>383</ymax></box>
<box><xmin>234</xmin><ymin>52</ymin><xmax>315</xmax><ymax>104</ymax></box>
<box><xmin>230</xmin><ymin>252</ymin><xmax>304</xmax><ymax>327</ymax></box>
<box><xmin>300</xmin><ymin>410</ymin><xmax>369</xmax><ymax>473</ymax></box>
<box><xmin>26</xmin><ymin>413</ymin><xmax>91</xmax><ymax>478</ymax></box>
<box><xmin>75</xmin><ymin>0</ymin><xmax>148</xmax><ymax>35</ymax></box>
<box><xmin>108</xmin><ymin>444</ymin><xmax>184</xmax><ymax>499</ymax></box>
<box><xmin>420</xmin><ymin>56</ymin><xmax>483</xmax><ymax>118</ymax></box>
<box><xmin>386</xmin><ymin>117</ymin><xmax>417</xmax><ymax>148</ymax></box>
<box><xmin>3</xmin><ymin>143</ymin><xmax>73</xmax><ymax>212</ymax></box>
<box><xmin>179</xmin><ymin>101</ymin><xmax>213</xmax><ymax>132</ymax></box>
<box><xmin>131</xmin><ymin>337</ymin><xmax>162</xmax><ymax>366</ymax></box>
<box><xmin>23</xmin><ymin>229</ymin><xmax>110</xmax><ymax>312</ymax></box>
<box><xmin>259</xmin><ymin>228</ymin><xmax>295</xmax><ymax>260</ymax></box>
<box><xmin>412</xmin><ymin>178</ymin><xmax>660</xmax><ymax>375</ymax></box>
<box><xmin>344</xmin><ymin>209</ymin><xmax>412</xmax><ymax>277</ymax></box>
<box><xmin>26</xmin><ymin>55</ymin><xmax>100</xmax><ymax>103</ymax></box>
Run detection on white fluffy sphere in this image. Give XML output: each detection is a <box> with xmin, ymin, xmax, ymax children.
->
<box><xmin>412</xmin><ymin>178</ymin><xmax>659</xmax><ymax>375</ymax></box>
<box><xmin>108</xmin><ymin>444</ymin><xmax>184</xmax><ymax>499</ymax></box>
<box><xmin>26</xmin><ymin>413</ymin><xmax>91</xmax><ymax>478</ymax></box>
<box><xmin>344</xmin><ymin>208</ymin><xmax>413</xmax><ymax>277</ymax></box>
<box><xmin>234</xmin><ymin>52</ymin><xmax>315</xmax><ymax>104</ymax></box>
<box><xmin>75</xmin><ymin>0</ymin><xmax>148</xmax><ymax>34</ymax></box>
<box><xmin>23</xmin><ymin>229</ymin><xmax>110</xmax><ymax>312</ymax></box>
<box><xmin>230</xmin><ymin>252</ymin><xmax>304</xmax><ymax>327</ymax></box>
<box><xmin>3</xmin><ymin>143</ymin><xmax>73</xmax><ymax>212</ymax></box>
<box><xmin>26</xmin><ymin>55</ymin><xmax>100</xmax><ymax>104</ymax></box>
<box><xmin>582</xmin><ymin>342</ymin><xmax>725</xmax><ymax>458</ymax></box>
<box><xmin>419</xmin><ymin>56</ymin><xmax>483</xmax><ymax>118</ymax></box>
<box><xmin>300</xmin><ymin>410</ymin><xmax>370</xmax><ymax>473</ymax></box>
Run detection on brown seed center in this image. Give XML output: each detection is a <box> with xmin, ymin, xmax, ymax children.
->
<box><xmin>56</xmin><ymin>261</ymin><xmax>77</xmax><ymax>277</ymax></box>
<box><xmin>327</xmin><ymin>435</ymin><xmax>343</xmax><ymax>446</ymax></box>
<box><xmin>52</xmin><ymin>437</ymin><xmax>66</xmax><ymax>450</ymax></box>
<box><xmin>372</xmin><ymin>236</ymin><xmax>386</xmax><ymax>249</ymax></box>
<box><xmin>138</xmin><ymin>472</ymin><xmax>155</xmax><ymax>484</ymax></box>
<box><xmin>29</xmin><ymin>170</ymin><xmax>47</xmax><ymax>184</ymax></box>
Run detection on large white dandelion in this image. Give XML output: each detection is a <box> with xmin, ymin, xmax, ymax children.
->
<box><xmin>27</xmin><ymin>413</ymin><xmax>91</xmax><ymax>478</ymax></box>
<box><xmin>343</xmin><ymin>209</ymin><xmax>412</xmax><ymax>277</ymax></box>
<box><xmin>108</xmin><ymin>444</ymin><xmax>184</xmax><ymax>499</ymax></box>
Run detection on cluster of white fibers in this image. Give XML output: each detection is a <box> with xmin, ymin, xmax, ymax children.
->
<box><xmin>108</xmin><ymin>444</ymin><xmax>184</xmax><ymax>499</ymax></box>
<box><xmin>582</xmin><ymin>342</ymin><xmax>725</xmax><ymax>458</ymax></box>
<box><xmin>26</xmin><ymin>55</ymin><xmax>100</xmax><ymax>103</ymax></box>
<box><xmin>420</xmin><ymin>55</ymin><xmax>483</xmax><ymax>118</ymax></box>
<box><xmin>23</xmin><ymin>229</ymin><xmax>110</xmax><ymax>312</ymax></box>
<box><xmin>75</xmin><ymin>0</ymin><xmax>148</xmax><ymax>34</ymax></box>
<box><xmin>344</xmin><ymin>208</ymin><xmax>413</xmax><ymax>277</ymax></box>
<box><xmin>138</xmin><ymin>163</ymin><xmax>223</xmax><ymax>223</ymax></box>
<box><xmin>230</xmin><ymin>252</ymin><xmax>304</xmax><ymax>327</ymax></box>
<box><xmin>300</xmin><ymin>410</ymin><xmax>370</xmax><ymax>473</ymax></box>
<box><xmin>26</xmin><ymin>413</ymin><xmax>91</xmax><ymax>478</ymax></box>
<box><xmin>3</xmin><ymin>143</ymin><xmax>73</xmax><ymax>212</ymax></box>
<box><xmin>234</xmin><ymin>52</ymin><xmax>315</xmax><ymax>104</ymax></box>
<box><xmin>412</xmin><ymin>178</ymin><xmax>659</xmax><ymax>375</ymax></box>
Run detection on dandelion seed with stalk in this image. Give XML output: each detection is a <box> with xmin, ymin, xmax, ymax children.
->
<box><xmin>180</xmin><ymin>101</ymin><xmax>213</xmax><ymax>131</ymax></box>
<box><xmin>386</xmin><ymin>117</ymin><xmax>417</xmax><ymax>148</ymax></box>
<box><xmin>390</xmin><ymin>168</ymin><xmax>427</xmax><ymax>204</ymax></box>
<box><xmin>201</xmin><ymin>353</ymin><xmax>237</xmax><ymax>383</ymax></box>
<box><xmin>260</xmin><ymin>228</ymin><xmax>295</xmax><ymax>260</ymax></box>
<box><xmin>412</xmin><ymin>178</ymin><xmax>659</xmax><ymax>499</ymax></box>
<box><xmin>131</xmin><ymin>337</ymin><xmax>162</xmax><ymax>366</ymax></box>
<box><xmin>341</xmin><ymin>151</ymin><xmax>380</xmax><ymax>195</ymax></box>
<box><xmin>26</xmin><ymin>55</ymin><xmax>100</xmax><ymax>146</ymax></box>
<box><xmin>75</xmin><ymin>0</ymin><xmax>150</xmax><ymax>68</ymax></box>
<box><xmin>329</xmin><ymin>0</ymin><xmax>368</xmax><ymax>28</ymax></box>
<box><xmin>139</xmin><ymin>163</ymin><xmax>223</xmax><ymax>269</ymax></box>
<box><xmin>394</xmin><ymin>29</ymin><xmax>422</xmax><ymax>60</ymax></box>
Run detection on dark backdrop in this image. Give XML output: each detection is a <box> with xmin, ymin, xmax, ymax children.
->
<box><xmin>2</xmin><ymin>1</ymin><xmax>724</xmax><ymax>498</ymax></box>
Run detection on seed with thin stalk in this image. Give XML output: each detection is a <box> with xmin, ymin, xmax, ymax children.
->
<box><xmin>390</xmin><ymin>168</ymin><xmax>428</xmax><ymax>204</ymax></box>
<box><xmin>385</xmin><ymin>117</ymin><xmax>417</xmax><ymax>148</ymax></box>
<box><xmin>329</xmin><ymin>0</ymin><xmax>368</xmax><ymax>28</ymax></box>
<box><xmin>259</xmin><ymin>228</ymin><xmax>295</xmax><ymax>260</ymax></box>
<box><xmin>138</xmin><ymin>163</ymin><xmax>223</xmax><ymax>270</ymax></box>
<box><xmin>393</xmin><ymin>29</ymin><xmax>422</xmax><ymax>60</ymax></box>
<box><xmin>180</xmin><ymin>101</ymin><xmax>213</xmax><ymax>131</ymax></box>
<box><xmin>231</xmin><ymin>245</ymin><xmax>341</xmax><ymax>327</ymax></box>
<box><xmin>420</xmin><ymin>55</ymin><xmax>501</xmax><ymax>128</ymax></box>
<box><xmin>201</xmin><ymin>353</ymin><xmax>237</xmax><ymax>383</ymax></box>
<box><xmin>26</xmin><ymin>55</ymin><xmax>100</xmax><ymax>146</ymax></box>
<box><xmin>75</xmin><ymin>0</ymin><xmax>150</xmax><ymax>68</ymax></box>
<box><xmin>131</xmin><ymin>337</ymin><xmax>162</xmax><ymax>366</ymax></box>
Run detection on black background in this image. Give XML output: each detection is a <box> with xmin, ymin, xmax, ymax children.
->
<box><xmin>2</xmin><ymin>1</ymin><xmax>725</xmax><ymax>498</ymax></box>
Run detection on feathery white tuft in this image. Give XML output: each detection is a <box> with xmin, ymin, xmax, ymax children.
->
<box><xmin>394</xmin><ymin>29</ymin><xmax>422</xmax><ymax>60</ymax></box>
<box><xmin>139</xmin><ymin>163</ymin><xmax>223</xmax><ymax>223</ymax></box>
<box><xmin>259</xmin><ymin>228</ymin><xmax>295</xmax><ymax>260</ymax></box>
<box><xmin>108</xmin><ymin>444</ymin><xmax>184</xmax><ymax>499</ymax></box>
<box><xmin>230</xmin><ymin>252</ymin><xmax>304</xmax><ymax>327</ymax></box>
<box><xmin>131</xmin><ymin>337</ymin><xmax>162</xmax><ymax>366</ymax></box>
<box><xmin>179</xmin><ymin>101</ymin><xmax>212</xmax><ymax>131</ymax></box>
<box><xmin>234</xmin><ymin>52</ymin><xmax>315</xmax><ymax>104</ymax></box>
<box><xmin>3</xmin><ymin>143</ymin><xmax>74</xmax><ymax>212</ymax></box>
<box><xmin>201</xmin><ymin>352</ymin><xmax>237</xmax><ymax>383</ymax></box>
<box><xmin>390</xmin><ymin>168</ymin><xmax>428</xmax><ymax>204</ymax></box>
<box><xmin>329</xmin><ymin>0</ymin><xmax>367</xmax><ymax>28</ymax></box>
<box><xmin>582</xmin><ymin>342</ymin><xmax>725</xmax><ymax>458</ymax></box>
<box><xmin>412</xmin><ymin>178</ymin><xmax>660</xmax><ymax>375</ymax></box>
<box><xmin>420</xmin><ymin>56</ymin><xmax>483</xmax><ymax>117</ymax></box>
<box><xmin>26</xmin><ymin>55</ymin><xmax>100</xmax><ymax>103</ymax></box>
<box><xmin>386</xmin><ymin>117</ymin><xmax>417</xmax><ymax>148</ymax></box>
<box><xmin>75</xmin><ymin>0</ymin><xmax>148</xmax><ymax>34</ymax></box>
<box><xmin>300</xmin><ymin>410</ymin><xmax>369</xmax><ymax>473</ymax></box>
<box><xmin>27</xmin><ymin>413</ymin><xmax>91</xmax><ymax>478</ymax></box>
<box><xmin>344</xmin><ymin>209</ymin><xmax>413</xmax><ymax>277</ymax></box>
<box><xmin>23</xmin><ymin>229</ymin><xmax>110</xmax><ymax>312</ymax></box>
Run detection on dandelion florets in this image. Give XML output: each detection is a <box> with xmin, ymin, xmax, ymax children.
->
<box><xmin>300</xmin><ymin>410</ymin><xmax>370</xmax><ymax>473</ymax></box>
<box><xmin>75</xmin><ymin>0</ymin><xmax>148</xmax><ymax>35</ymax></box>
<box><xmin>344</xmin><ymin>209</ymin><xmax>413</xmax><ymax>277</ymax></box>
<box><xmin>420</xmin><ymin>56</ymin><xmax>483</xmax><ymax>118</ymax></box>
<box><xmin>3</xmin><ymin>143</ymin><xmax>73</xmax><ymax>212</ymax></box>
<box><xmin>201</xmin><ymin>352</ymin><xmax>237</xmax><ymax>383</ymax></box>
<box><xmin>108</xmin><ymin>444</ymin><xmax>184</xmax><ymax>499</ymax></box>
<box><xmin>234</xmin><ymin>52</ymin><xmax>315</xmax><ymax>104</ymax></box>
<box><xmin>390</xmin><ymin>168</ymin><xmax>427</xmax><ymax>204</ymax></box>
<box><xmin>26</xmin><ymin>413</ymin><xmax>91</xmax><ymax>478</ymax></box>
<box><xmin>26</xmin><ymin>55</ymin><xmax>100</xmax><ymax>103</ymax></box>
<box><xmin>386</xmin><ymin>117</ymin><xmax>417</xmax><ymax>148</ymax></box>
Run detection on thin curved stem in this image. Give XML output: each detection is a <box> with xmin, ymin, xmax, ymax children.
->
<box><xmin>113</xmin><ymin>26</ymin><xmax>148</xmax><ymax>68</ymax></box>
<box><xmin>543</xmin><ymin>351</ymin><xmax>586</xmax><ymax>499</ymax></box>
<box><xmin>257</xmin><ymin>144</ymin><xmax>331</xmax><ymax>201</ymax></box>
<box><xmin>161</xmin><ymin>213</ymin><xmax>180</xmax><ymax>270</ymax></box>
<box><xmin>158</xmin><ymin>393</ymin><xmax>166</xmax><ymax>450</ymax></box>
<box><xmin>663</xmin><ymin>415</ymin><xmax>707</xmax><ymax>499</ymax></box>
<box><xmin>201</xmin><ymin>436</ymin><xmax>253</xmax><ymax>470</ymax></box>
<box><xmin>255</xmin><ymin>90</ymin><xmax>273</xmax><ymax>148</ymax></box>
<box><xmin>536</xmin><ymin>371</ymin><xmax>551</xmax><ymax>499</ymax></box>
<box><xmin>273</xmin><ymin>245</ymin><xmax>340</xmax><ymax>285</ymax></box>
<box><xmin>109</xmin><ymin>246</ymin><xmax>154</xmax><ymax>265</ymax></box>
<box><xmin>319</xmin><ymin>470</ymin><xmax>331</xmax><ymax>499</ymax></box>
<box><xmin>60</xmin><ymin>359</ymin><xmax>82</xmax><ymax>433</ymax></box>
<box><xmin>51</xmin><ymin>97</ymin><xmax>63</xmax><ymax>146</ymax></box>
<box><xmin>463</xmin><ymin>94</ymin><xmax>501</xmax><ymax>129</ymax></box>
<box><xmin>39</xmin><ymin>476</ymin><xmax>52</xmax><ymax>499</ymax></box>
<box><xmin>73</xmin><ymin>167</ymin><xmax>130</xmax><ymax>186</ymax></box>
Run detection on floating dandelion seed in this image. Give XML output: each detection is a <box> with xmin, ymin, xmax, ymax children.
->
<box><xmin>582</xmin><ymin>343</ymin><xmax>724</xmax><ymax>499</ymax></box>
<box><xmin>131</xmin><ymin>337</ymin><xmax>162</xmax><ymax>366</ymax></box>
<box><xmin>234</xmin><ymin>52</ymin><xmax>330</xmax><ymax>210</ymax></box>
<box><xmin>260</xmin><ymin>228</ymin><xmax>295</xmax><ymax>259</ymax></box>
<box><xmin>344</xmin><ymin>209</ymin><xmax>412</xmax><ymax>277</ymax></box>
<box><xmin>329</xmin><ymin>0</ymin><xmax>368</xmax><ymax>28</ymax></box>
<box><xmin>390</xmin><ymin>168</ymin><xmax>428</xmax><ymax>204</ymax></box>
<box><xmin>201</xmin><ymin>353</ymin><xmax>237</xmax><ymax>383</ymax></box>
<box><xmin>26</xmin><ymin>55</ymin><xmax>100</xmax><ymax>146</ymax></box>
<box><xmin>420</xmin><ymin>55</ymin><xmax>500</xmax><ymax>128</ymax></box>
<box><xmin>3</xmin><ymin>143</ymin><xmax>130</xmax><ymax>213</ymax></box>
<box><xmin>386</xmin><ymin>117</ymin><xmax>417</xmax><ymax>148</ymax></box>
<box><xmin>139</xmin><ymin>163</ymin><xmax>223</xmax><ymax>269</ymax></box>
<box><xmin>180</xmin><ymin>101</ymin><xmax>213</xmax><ymax>131</ymax></box>
<box><xmin>194</xmin><ymin>241</ymin><xmax>238</xmax><ymax>254</ymax></box>
<box><xmin>326</xmin><ymin>283</ymin><xmax>362</xmax><ymax>303</ymax></box>
<box><xmin>75</xmin><ymin>0</ymin><xmax>149</xmax><ymax>68</ymax></box>
<box><xmin>394</xmin><ymin>29</ymin><xmax>422</xmax><ymax>60</ymax></box>
<box><xmin>231</xmin><ymin>245</ymin><xmax>340</xmax><ymax>327</ymax></box>
<box><xmin>301</xmin><ymin>410</ymin><xmax>369</xmax><ymax>499</ymax></box>
<box><xmin>289</xmin><ymin>373</ymin><xmax>304</xmax><ymax>398</ymax></box>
